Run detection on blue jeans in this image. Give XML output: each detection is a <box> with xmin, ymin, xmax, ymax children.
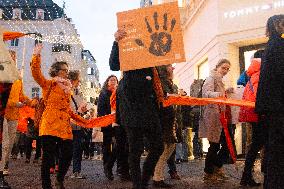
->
<box><xmin>176</xmin><ymin>129</ymin><xmax>191</xmax><ymax>160</ymax></box>
<box><xmin>72</xmin><ymin>130</ymin><xmax>83</xmax><ymax>173</ymax></box>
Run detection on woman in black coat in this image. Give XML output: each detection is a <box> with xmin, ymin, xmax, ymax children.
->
<box><xmin>255</xmin><ymin>14</ymin><xmax>284</xmax><ymax>188</ymax></box>
<box><xmin>109</xmin><ymin>29</ymin><xmax>164</xmax><ymax>189</ymax></box>
<box><xmin>97</xmin><ymin>75</ymin><xmax>118</xmax><ymax>180</ymax></box>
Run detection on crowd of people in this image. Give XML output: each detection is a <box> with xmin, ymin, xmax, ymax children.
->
<box><xmin>0</xmin><ymin>14</ymin><xmax>283</xmax><ymax>189</ymax></box>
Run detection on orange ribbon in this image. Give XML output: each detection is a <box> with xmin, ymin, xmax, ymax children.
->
<box><xmin>163</xmin><ymin>96</ymin><xmax>255</xmax><ymax>108</ymax></box>
<box><xmin>71</xmin><ymin>96</ymin><xmax>254</xmax><ymax>129</ymax></box>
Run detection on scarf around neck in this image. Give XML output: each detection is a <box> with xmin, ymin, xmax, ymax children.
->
<box><xmin>53</xmin><ymin>76</ymin><xmax>72</xmax><ymax>95</ymax></box>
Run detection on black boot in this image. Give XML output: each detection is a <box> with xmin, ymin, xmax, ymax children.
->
<box><xmin>0</xmin><ymin>177</ymin><xmax>11</xmax><ymax>189</ymax></box>
<box><xmin>104</xmin><ymin>167</ymin><xmax>114</xmax><ymax>181</ymax></box>
<box><xmin>240</xmin><ymin>174</ymin><xmax>261</xmax><ymax>187</ymax></box>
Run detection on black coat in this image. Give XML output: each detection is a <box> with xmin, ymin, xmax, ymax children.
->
<box><xmin>256</xmin><ymin>35</ymin><xmax>284</xmax><ymax>115</ymax></box>
<box><xmin>109</xmin><ymin>41</ymin><xmax>160</xmax><ymax>128</ymax></box>
<box><xmin>97</xmin><ymin>89</ymin><xmax>113</xmax><ymax>132</ymax></box>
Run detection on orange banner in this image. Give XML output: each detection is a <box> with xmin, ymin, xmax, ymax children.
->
<box><xmin>71</xmin><ymin>96</ymin><xmax>254</xmax><ymax>129</ymax></box>
<box><xmin>163</xmin><ymin>96</ymin><xmax>255</xmax><ymax>108</ymax></box>
<box><xmin>3</xmin><ymin>32</ymin><xmax>25</xmax><ymax>41</ymax></box>
<box><xmin>117</xmin><ymin>2</ymin><xmax>186</xmax><ymax>71</ymax></box>
<box><xmin>71</xmin><ymin>113</ymin><xmax>116</xmax><ymax>129</ymax></box>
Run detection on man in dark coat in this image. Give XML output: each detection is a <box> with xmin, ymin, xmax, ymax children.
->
<box><xmin>255</xmin><ymin>14</ymin><xmax>284</xmax><ymax>188</ymax></box>
<box><xmin>109</xmin><ymin>29</ymin><xmax>163</xmax><ymax>189</ymax></box>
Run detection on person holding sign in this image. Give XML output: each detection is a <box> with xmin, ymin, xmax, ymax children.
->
<box><xmin>109</xmin><ymin>29</ymin><xmax>164</xmax><ymax>189</ymax></box>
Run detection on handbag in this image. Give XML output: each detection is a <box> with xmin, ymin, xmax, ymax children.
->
<box><xmin>34</xmin><ymin>83</ymin><xmax>52</xmax><ymax>129</ymax></box>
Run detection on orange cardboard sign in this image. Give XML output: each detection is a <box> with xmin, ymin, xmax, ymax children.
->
<box><xmin>117</xmin><ymin>2</ymin><xmax>186</xmax><ymax>71</ymax></box>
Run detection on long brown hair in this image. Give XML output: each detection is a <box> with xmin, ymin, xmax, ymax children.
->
<box><xmin>102</xmin><ymin>75</ymin><xmax>118</xmax><ymax>91</ymax></box>
<box><xmin>266</xmin><ymin>14</ymin><xmax>284</xmax><ymax>38</ymax></box>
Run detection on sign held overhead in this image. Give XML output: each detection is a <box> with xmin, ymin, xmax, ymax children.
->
<box><xmin>117</xmin><ymin>2</ymin><xmax>186</xmax><ymax>71</ymax></box>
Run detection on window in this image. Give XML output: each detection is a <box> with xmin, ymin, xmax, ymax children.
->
<box><xmin>178</xmin><ymin>0</ymin><xmax>184</xmax><ymax>7</ymax></box>
<box><xmin>13</xmin><ymin>9</ymin><xmax>21</xmax><ymax>20</ymax></box>
<box><xmin>86</xmin><ymin>81</ymin><xmax>92</xmax><ymax>88</ymax></box>
<box><xmin>36</xmin><ymin>9</ymin><xmax>44</xmax><ymax>20</ymax></box>
<box><xmin>11</xmin><ymin>39</ymin><xmax>19</xmax><ymax>47</ymax></box>
<box><xmin>0</xmin><ymin>9</ymin><xmax>3</xmax><ymax>19</ymax></box>
<box><xmin>91</xmin><ymin>82</ymin><xmax>95</xmax><ymax>88</ymax></box>
<box><xmin>239</xmin><ymin>44</ymin><xmax>266</xmax><ymax>73</ymax></box>
<box><xmin>32</xmin><ymin>87</ymin><xmax>40</xmax><ymax>98</ymax></box>
<box><xmin>87</xmin><ymin>67</ymin><xmax>95</xmax><ymax>75</ymax></box>
<box><xmin>90</xmin><ymin>97</ymin><xmax>95</xmax><ymax>103</ymax></box>
<box><xmin>198</xmin><ymin>59</ymin><xmax>209</xmax><ymax>79</ymax></box>
<box><xmin>52</xmin><ymin>44</ymin><xmax>71</xmax><ymax>53</ymax></box>
<box><xmin>35</xmin><ymin>33</ymin><xmax>42</xmax><ymax>46</ymax></box>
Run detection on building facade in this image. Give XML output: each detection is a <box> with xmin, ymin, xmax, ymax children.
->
<box><xmin>0</xmin><ymin>0</ymin><xmax>99</xmax><ymax>103</ymax></box>
<box><xmin>140</xmin><ymin>0</ymin><xmax>153</xmax><ymax>7</ymax></box>
<box><xmin>155</xmin><ymin>0</ymin><xmax>284</xmax><ymax>155</ymax></box>
<box><xmin>81</xmin><ymin>50</ymin><xmax>100</xmax><ymax>104</ymax></box>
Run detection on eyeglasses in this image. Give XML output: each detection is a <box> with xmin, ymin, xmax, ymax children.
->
<box><xmin>221</xmin><ymin>67</ymin><xmax>230</xmax><ymax>71</ymax></box>
<box><xmin>59</xmin><ymin>69</ymin><xmax>69</xmax><ymax>73</ymax></box>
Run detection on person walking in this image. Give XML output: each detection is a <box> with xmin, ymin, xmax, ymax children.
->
<box><xmin>109</xmin><ymin>29</ymin><xmax>164</xmax><ymax>189</ymax></box>
<box><xmin>152</xmin><ymin>65</ymin><xmax>177</xmax><ymax>188</ymax></box>
<box><xmin>69</xmin><ymin>70</ymin><xmax>88</xmax><ymax>179</ymax></box>
<box><xmin>97</xmin><ymin>75</ymin><xmax>118</xmax><ymax>181</ymax></box>
<box><xmin>255</xmin><ymin>14</ymin><xmax>284</xmax><ymax>188</ymax></box>
<box><xmin>199</xmin><ymin>59</ymin><xmax>232</xmax><ymax>182</ymax></box>
<box><xmin>239</xmin><ymin>50</ymin><xmax>264</xmax><ymax>187</ymax></box>
<box><xmin>30</xmin><ymin>44</ymin><xmax>88</xmax><ymax>189</ymax></box>
<box><xmin>0</xmin><ymin>77</ymin><xmax>35</xmax><ymax>189</ymax></box>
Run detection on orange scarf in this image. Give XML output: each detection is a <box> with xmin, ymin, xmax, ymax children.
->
<box><xmin>152</xmin><ymin>67</ymin><xmax>164</xmax><ymax>105</ymax></box>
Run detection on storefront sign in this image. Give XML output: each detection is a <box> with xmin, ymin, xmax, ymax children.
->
<box><xmin>117</xmin><ymin>2</ymin><xmax>186</xmax><ymax>71</ymax></box>
<box><xmin>224</xmin><ymin>1</ymin><xmax>284</xmax><ymax>19</ymax></box>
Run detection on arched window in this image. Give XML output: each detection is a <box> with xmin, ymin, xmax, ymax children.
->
<box><xmin>13</xmin><ymin>8</ymin><xmax>22</xmax><ymax>20</ymax></box>
<box><xmin>36</xmin><ymin>9</ymin><xmax>44</xmax><ymax>20</ymax></box>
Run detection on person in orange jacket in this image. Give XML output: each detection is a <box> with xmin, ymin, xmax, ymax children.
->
<box><xmin>31</xmin><ymin>44</ymin><xmax>88</xmax><ymax>189</ymax></box>
<box><xmin>0</xmin><ymin>78</ymin><xmax>35</xmax><ymax>188</ymax></box>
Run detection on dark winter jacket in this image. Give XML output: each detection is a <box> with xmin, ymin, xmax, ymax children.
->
<box><xmin>157</xmin><ymin>65</ymin><xmax>176</xmax><ymax>143</ymax></box>
<box><xmin>256</xmin><ymin>34</ymin><xmax>284</xmax><ymax>115</ymax></box>
<box><xmin>109</xmin><ymin>41</ymin><xmax>160</xmax><ymax>128</ymax></box>
<box><xmin>97</xmin><ymin>89</ymin><xmax>113</xmax><ymax>132</ymax></box>
<box><xmin>181</xmin><ymin>106</ymin><xmax>193</xmax><ymax>129</ymax></box>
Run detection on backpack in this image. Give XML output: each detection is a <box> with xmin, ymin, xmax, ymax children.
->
<box><xmin>190</xmin><ymin>79</ymin><xmax>205</xmax><ymax>114</ymax></box>
<box><xmin>34</xmin><ymin>84</ymin><xmax>52</xmax><ymax>129</ymax></box>
<box><xmin>237</xmin><ymin>71</ymin><xmax>249</xmax><ymax>87</ymax></box>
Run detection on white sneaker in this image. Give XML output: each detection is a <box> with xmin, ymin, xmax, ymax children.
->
<box><xmin>3</xmin><ymin>169</ymin><xmax>9</xmax><ymax>176</ymax></box>
<box><xmin>75</xmin><ymin>172</ymin><xmax>86</xmax><ymax>179</ymax></box>
<box><xmin>71</xmin><ymin>172</ymin><xmax>86</xmax><ymax>179</ymax></box>
<box><xmin>189</xmin><ymin>156</ymin><xmax>195</xmax><ymax>160</ymax></box>
<box><xmin>70</xmin><ymin>172</ymin><xmax>77</xmax><ymax>179</ymax></box>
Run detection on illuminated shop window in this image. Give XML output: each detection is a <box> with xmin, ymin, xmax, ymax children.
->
<box><xmin>198</xmin><ymin>59</ymin><xmax>209</xmax><ymax>79</ymax></box>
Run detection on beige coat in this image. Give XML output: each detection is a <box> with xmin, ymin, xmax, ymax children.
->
<box><xmin>199</xmin><ymin>70</ymin><xmax>226</xmax><ymax>143</ymax></box>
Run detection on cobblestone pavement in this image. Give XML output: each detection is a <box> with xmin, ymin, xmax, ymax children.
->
<box><xmin>6</xmin><ymin>157</ymin><xmax>263</xmax><ymax>189</ymax></box>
